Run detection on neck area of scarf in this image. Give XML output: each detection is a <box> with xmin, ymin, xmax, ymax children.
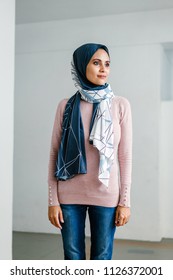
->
<box><xmin>55</xmin><ymin>83</ymin><xmax>115</xmax><ymax>187</ymax></box>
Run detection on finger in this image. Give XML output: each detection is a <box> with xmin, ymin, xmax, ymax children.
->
<box><xmin>118</xmin><ymin>217</ymin><xmax>124</xmax><ymax>226</ymax></box>
<box><xmin>52</xmin><ymin>216</ymin><xmax>62</xmax><ymax>229</ymax></box>
<box><xmin>115</xmin><ymin>218</ymin><xmax>122</xmax><ymax>226</ymax></box>
<box><xmin>121</xmin><ymin>216</ymin><xmax>129</xmax><ymax>226</ymax></box>
<box><xmin>115</xmin><ymin>210</ymin><xmax>120</xmax><ymax>224</ymax></box>
<box><xmin>116</xmin><ymin>215</ymin><xmax>125</xmax><ymax>227</ymax></box>
<box><xmin>124</xmin><ymin>217</ymin><xmax>129</xmax><ymax>224</ymax></box>
<box><xmin>122</xmin><ymin>217</ymin><xmax>126</xmax><ymax>226</ymax></box>
<box><xmin>59</xmin><ymin>209</ymin><xmax>64</xmax><ymax>224</ymax></box>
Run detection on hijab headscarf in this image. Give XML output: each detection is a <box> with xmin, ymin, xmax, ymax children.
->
<box><xmin>72</xmin><ymin>43</ymin><xmax>109</xmax><ymax>90</ymax></box>
<box><xmin>55</xmin><ymin>43</ymin><xmax>115</xmax><ymax>186</ymax></box>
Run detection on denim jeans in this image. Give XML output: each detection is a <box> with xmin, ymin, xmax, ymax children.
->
<box><xmin>60</xmin><ymin>204</ymin><xmax>116</xmax><ymax>260</ymax></box>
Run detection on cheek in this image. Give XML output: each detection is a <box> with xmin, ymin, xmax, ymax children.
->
<box><xmin>105</xmin><ymin>68</ymin><xmax>110</xmax><ymax>80</ymax></box>
<box><xmin>86</xmin><ymin>67</ymin><xmax>95</xmax><ymax>81</ymax></box>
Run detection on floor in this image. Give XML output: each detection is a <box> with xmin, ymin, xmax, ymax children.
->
<box><xmin>12</xmin><ymin>231</ymin><xmax>173</xmax><ymax>260</ymax></box>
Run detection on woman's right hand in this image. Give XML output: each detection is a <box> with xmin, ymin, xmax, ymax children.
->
<box><xmin>48</xmin><ymin>205</ymin><xmax>64</xmax><ymax>229</ymax></box>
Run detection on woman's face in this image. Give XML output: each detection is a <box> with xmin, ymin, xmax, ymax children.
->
<box><xmin>86</xmin><ymin>49</ymin><xmax>110</xmax><ymax>86</ymax></box>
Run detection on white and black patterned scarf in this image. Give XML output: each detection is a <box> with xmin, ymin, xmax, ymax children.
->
<box><xmin>55</xmin><ymin>43</ymin><xmax>115</xmax><ymax>186</ymax></box>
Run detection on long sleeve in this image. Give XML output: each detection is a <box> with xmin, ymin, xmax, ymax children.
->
<box><xmin>47</xmin><ymin>99</ymin><xmax>67</xmax><ymax>206</ymax></box>
<box><xmin>117</xmin><ymin>97</ymin><xmax>132</xmax><ymax>207</ymax></box>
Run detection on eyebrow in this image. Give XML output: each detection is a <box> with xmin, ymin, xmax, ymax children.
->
<box><xmin>92</xmin><ymin>58</ymin><xmax>110</xmax><ymax>62</ymax></box>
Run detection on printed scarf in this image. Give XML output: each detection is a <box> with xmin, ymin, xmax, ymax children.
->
<box><xmin>55</xmin><ymin>43</ymin><xmax>115</xmax><ymax>186</ymax></box>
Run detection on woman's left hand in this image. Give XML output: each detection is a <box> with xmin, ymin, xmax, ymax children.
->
<box><xmin>115</xmin><ymin>205</ymin><xmax>131</xmax><ymax>227</ymax></box>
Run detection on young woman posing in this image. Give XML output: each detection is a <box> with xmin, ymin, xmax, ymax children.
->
<box><xmin>48</xmin><ymin>43</ymin><xmax>132</xmax><ymax>260</ymax></box>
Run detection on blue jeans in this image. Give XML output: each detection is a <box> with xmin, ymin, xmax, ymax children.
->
<box><xmin>60</xmin><ymin>204</ymin><xmax>116</xmax><ymax>260</ymax></box>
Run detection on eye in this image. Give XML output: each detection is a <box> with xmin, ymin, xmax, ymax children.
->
<box><xmin>105</xmin><ymin>62</ymin><xmax>110</xmax><ymax>67</ymax></box>
<box><xmin>93</xmin><ymin>61</ymin><xmax>99</xmax><ymax>65</ymax></box>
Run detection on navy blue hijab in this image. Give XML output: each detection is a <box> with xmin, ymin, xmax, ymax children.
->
<box><xmin>55</xmin><ymin>43</ymin><xmax>110</xmax><ymax>181</ymax></box>
<box><xmin>73</xmin><ymin>43</ymin><xmax>110</xmax><ymax>90</ymax></box>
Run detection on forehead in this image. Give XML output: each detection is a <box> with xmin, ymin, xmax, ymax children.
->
<box><xmin>91</xmin><ymin>49</ymin><xmax>110</xmax><ymax>60</ymax></box>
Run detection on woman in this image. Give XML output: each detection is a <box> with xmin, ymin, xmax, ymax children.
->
<box><xmin>48</xmin><ymin>43</ymin><xmax>132</xmax><ymax>260</ymax></box>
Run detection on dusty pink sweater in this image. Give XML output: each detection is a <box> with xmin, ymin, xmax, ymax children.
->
<box><xmin>48</xmin><ymin>96</ymin><xmax>132</xmax><ymax>208</ymax></box>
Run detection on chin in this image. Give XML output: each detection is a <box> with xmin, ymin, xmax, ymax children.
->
<box><xmin>93</xmin><ymin>80</ymin><xmax>106</xmax><ymax>86</ymax></box>
<box><xmin>97</xmin><ymin>81</ymin><xmax>106</xmax><ymax>86</ymax></box>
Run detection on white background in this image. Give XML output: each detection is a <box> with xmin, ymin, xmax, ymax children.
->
<box><xmin>1</xmin><ymin>0</ymin><xmax>173</xmax><ymax>262</ymax></box>
<box><xmin>13</xmin><ymin>8</ymin><xmax>173</xmax><ymax>242</ymax></box>
<box><xmin>0</xmin><ymin>0</ymin><xmax>15</xmax><ymax>259</ymax></box>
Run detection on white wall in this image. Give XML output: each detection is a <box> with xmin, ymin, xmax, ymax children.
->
<box><xmin>166</xmin><ymin>50</ymin><xmax>173</xmax><ymax>100</ymax></box>
<box><xmin>0</xmin><ymin>0</ymin><xmax>15</xmax><ymax>259</ymax></box>
<box><xmin>159</xmin><ymin>47</ymin><xmax>173</xmax><ymax>239</ymax></box>
<box><xmin>161</xmin><ymin>49</ymin><xmax>172</xmax><ymax>100</ymax></box>
<box><xmin>160</xmin><ymin>102</ymin><xmax>173</xmax><ymax>238</ymax></box>
<box><xmin>14</xmin><ymin>9</ymin><xmax>173</xmax><ymax>241</ymax></box>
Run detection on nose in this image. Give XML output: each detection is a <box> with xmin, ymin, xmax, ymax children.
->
<box><xmin>99</xmin><ymin>64</ymin><xmax>105</xmax><ymax>72</ymax></box>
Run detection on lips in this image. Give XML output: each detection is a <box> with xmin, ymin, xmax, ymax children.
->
<box><xmin>97</xmin><ymin>75</ymin><xmax>107</xmax><ymax>79</ymax></box>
